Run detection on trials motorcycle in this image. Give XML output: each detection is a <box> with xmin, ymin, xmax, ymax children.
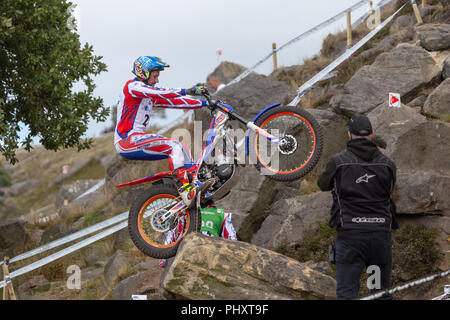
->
<box><xmin>116</xmin><ymin>92</ymin><xmax>323</xmax><ymax>259</ymax></box>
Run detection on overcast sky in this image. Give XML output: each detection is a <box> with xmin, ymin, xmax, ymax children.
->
<box><xmin>22</xmin><ymin>0</ymin><xmax>385</xmax><ymax>141</ymax></box>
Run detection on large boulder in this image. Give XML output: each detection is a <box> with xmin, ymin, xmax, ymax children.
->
<box><xmin>103</xmin><ymin>250</ymin><xmax>130</xmax><ymax>289</ymax></box>
<box><xmin>0</xmin><ymin>219</ymin><xmax>30</xmax><ymax>257</ymax></box>
<box><xmin>389</xmin><ymin>15</ymin><xmax>415</xmax><ymax>33</ymax></box>
<box><xmin>251</xmin><ymin>192</ymin><xmax>331</xmax><ymax>250</ymax></box>
<box><xmin>215</xmin><ymin>166</ymin><xmax>291</xmax><ymax>241</ymax></box>
<box><xmin>367</xmin><ymin>103</ymin><xmax>450</xmax><ymax>217</ymax></box>
<box><xmin>395</xmin><ymin>171</ymin><xmax>450</xmax><ymax>215</ymax></box>
<box><xmin>331</xmin><ymin>44</ymin><xmax>441</xmax><ymax>116</ymax></box>
<box><xmin>367</xmin><ymin>102</ymin><xmax>427</xmax><ymax>157</ymax></box>
<box><xmin>415</xmin><ymin>24</ymin><xmax>450</xmax><ymax>52</ymax></box>
<box><xmin>207</xmin><ymin>61</ymin><xmax>247</xmax><ymax>85</ymax></box>
<box><xmin>423</xmin><ymin>78</ymin><xmax>450</xmax><ymax>118</ymax></box>
<box><xmin>306</xmin><ymin>108</ymin><xmax>348</xmax><ymax>175</ymax></box>
<box><xmin>369</xmin><ymin>103</ymin><xmax>450</xmax><ymax>174</ymax></box>
<box><xmin>55</xmin><ymin>179</ymin><xmax>101</xmax><ymax>208</ymax></box>
<box><xmin>112</xmin><ymin>268</ymin><xmax>163</xmax><ymax>300</ymax></box>
<box><xmin>443</xmin><ymin>54</ymin><xmax>450</xmax><ymax>79</ymax></box>
<box><xmin>195</xmin><ymin>72</ymin><xmax>297</xmax><ymax>133</ymax></box>
<box><xmin>160</xmin><ymin>233</ymin><xmax>336</xmax><ymax>300</ymax></box>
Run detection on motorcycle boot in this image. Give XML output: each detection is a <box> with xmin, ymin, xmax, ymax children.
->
<box><xmin>171</xmin><ymin>167</ymin><xmax>197</xmax><ymax>208</ymax></box>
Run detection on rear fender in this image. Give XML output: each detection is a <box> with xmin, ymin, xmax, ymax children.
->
<box><xmin>115</xmin><ymin>171</ymin><xmax>172</xmax><ymax>188</ymax></box>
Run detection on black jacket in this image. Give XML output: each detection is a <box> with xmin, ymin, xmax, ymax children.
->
<box><xmin>318</xmin><ymin>138</ymin><xmax>399</xmax><ymax>233</ymax></box>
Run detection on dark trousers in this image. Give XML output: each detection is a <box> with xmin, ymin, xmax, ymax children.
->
<box><xmin>335</xmin><ymin>231</ymin><xmax>392</xmax><ymax>300</ymax></box>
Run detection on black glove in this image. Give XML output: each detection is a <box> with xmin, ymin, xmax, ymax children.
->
<box><xmin>186</xmin><ymin>85</ymin><xmax>208</xmax><ymax>96</ymax></box>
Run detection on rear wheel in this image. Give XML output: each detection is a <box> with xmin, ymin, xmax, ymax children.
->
<box><xmin>128</xmin><ymin>184</ymin><xmax>200</xmax><ymax>259</ymax></box>
<box><xmin>249</xmin><ymin>105</ymin><xmax>323</xmax><ymax>181</ymax></box>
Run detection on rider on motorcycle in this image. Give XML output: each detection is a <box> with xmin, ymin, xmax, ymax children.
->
<box><xmin>159</xmin><ymin>202</ymin><xmax>237</xmax><ymax>268</ymax></box>
<box><xmin>114</xmin><ymin>56</ymin><xmax>207</xmax><ymax>206</ymax></box>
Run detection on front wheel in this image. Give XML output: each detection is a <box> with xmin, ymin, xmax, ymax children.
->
<box><xmin>128</xmin><ymin>184</ymin><xmax>200</xmax><ymax>259</ymax></box>
<box><xmin>249</xmin><ymin>105</ymin><xmax>323</xmax><ymax>182</ymax></box>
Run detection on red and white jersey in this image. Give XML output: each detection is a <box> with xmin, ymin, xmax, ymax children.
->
<box><xmin>114</xmin><ymin>79</ymin><xmax>205</xmax><ymax>145</ymax></box>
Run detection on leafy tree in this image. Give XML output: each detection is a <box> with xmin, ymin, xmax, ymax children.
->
<box><xmin>0</xmin><ymin>0</ymin><xmax>108</xmax><ymax>164</ymax></box>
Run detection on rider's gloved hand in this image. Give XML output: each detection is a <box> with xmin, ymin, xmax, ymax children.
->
<box><xmin>186</xmin><ymin>85</ymin><xmax>208</xmax><ymax>96</ymax></box>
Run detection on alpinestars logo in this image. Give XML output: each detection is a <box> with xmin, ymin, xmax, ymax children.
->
<box><xmin>356</xmin><ymin>173</ymin><xmax>376</xmax><ymax>184</ymax></box>
<box><xmin>352</xmin><ymin>217</ymin><xmax>386</xmax><ymax>223</ymax></box>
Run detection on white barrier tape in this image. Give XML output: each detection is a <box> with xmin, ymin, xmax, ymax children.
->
<box><xmin>360</xmin><ymin>269</ymin><xmax>450</xmax><ymax>300</ymax></box>
<box><xmin>0</xmin><ymin>220</ymin><xmax>128</xmax><ymax>289</ymax></box>
<box><xmin>1</xmin><ymin>211</ymin><xmax>129</xmax><ymax>266</ymax></box>
<box><xmin>218</xmin><ymin>0</ymin><xmax>373</xmax><ymax>92</ymax></box>
<box><xmin>74</xmin><ymin>179</ymin><xmax>105</xmax><ymax>201</ymax></box>
<box><xmin>288</xmin><ymin>2</ymin><xmax>406</xmax><ymax>107</ymax></box>
<box><xmin>352</xmin><ymin>0</ymin><xmax>393</xmax><ymax>28</ymax></box>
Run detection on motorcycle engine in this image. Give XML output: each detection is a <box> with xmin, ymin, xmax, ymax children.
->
<box><xmin>215</xmin><ymin>164</ymin><xmax>233</xmax><ymax>182</ymax></box>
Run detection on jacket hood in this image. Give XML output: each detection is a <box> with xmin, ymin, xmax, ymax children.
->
<box><xmin>347</xmin><ymin>138</ymin><xmax>381</xmax><ymax>161</ymax></box>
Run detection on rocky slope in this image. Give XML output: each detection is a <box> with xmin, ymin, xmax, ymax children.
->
<box><xmin>0</xmin><ymin>1</ymin><xmax>449</xmax><ymax>300</ymax></box>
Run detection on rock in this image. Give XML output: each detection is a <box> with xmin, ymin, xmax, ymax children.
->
<box><xmin>112</xmin><ymin>228</ymin><xmax>133</xmax><ymax>251</ymax></box>
<box><xmin>207</xmin><ymin>61</ymin><xmax>247</xmax><ymax>85</ymax></box>
<box><xmin>103</xmin><ymin>250</ymin><xmax>129</xmax><ymax>289</ymax></box>
<box><xmin>83</xmin><ymin>245</ymin><xmax>110</xmax><ymax>268</ymax></box>
<box><xmin>306</xmin><ymin>108</ymin><xmax>349</xmax><ymax>174</ymax></box>
<box><xmin>355</xmin><ymin>35</ymin><xmax>399</xmax><ymax>61</ymax></box>
<box><xmin>391</xmin><ymin>121</ymin><xmax>450</xmax><ymax>175</ymax></box>
<box><xmin>111</xmin><ymin>268</ymin><xmax>163</xmax><ymax>300</ymax></box>
<box><xmin>395</xmin><ymin>171</ymin><xmax>450</xmax><ymax>214</ymax></box>
<box><xmin>331</xmin><ymin>44</ymin><xmax>441</xmax><ymax>116</ymax></box>
<box><xmin>367</xmin><ymin>102</ymin><xmax>427</xmax><ymax>156</ymax></box>
<box><xmin>369</xmin><ymin>103</ymin><xmax>450</xmax><ymax>175</ymax></box>
<box><xmin>389</xmin><ymin>15</ymin><xmax>415</xmax><ymax>33</ymax></box>
<box><xmin>134</xmin><ymin>259</ymin><xmax>160</xmax><ymax>271</ymax></box>
<box><xmin>0</xmin><ymin>219</ymin><xmax>30</xmax><ymax>257</ymax></box>
<box><xmin>443</xmin><ymin>54</ymin><xmax>450</xmax><ymax>79</ymax></box>
<box><xmin>423</xmin><ymin>78</ymin><xmax>450</xmax><ymax>118</ymax></box>
<box><xmin>55</xmin><ymin>179</ymin><xmax>101</xmax><ymax>208</ymax></box>
<box><xmin>39</xmin><ymin>224</ymin><xmax>73</xmax><ymax>246</ymax></box>
<box><xmin>81</xmin><ymin>267</ymin><xmax>103</xmax><ymax>282</ymax></box>
<box><xmin>415</xmin><ymin>24</ymin><xmax>450</xmax><ymax>51</ymax></box>
<box><xmin>215</xmin><ymin>166</ymin><xmax>281</xmax><ymax>241</ymax></box>
<box><xmin>251</xmin><ymin>192</ymin><xmax>332</xmax><ymax>250</ymax></box>
<box><xmin>196</xmin><ymin>73</ymin><xmax>297</xmax><ymax>132</ymax></box>
<box><xmin>407</xmin><ymin>95</ymin><xmax>427</xmax><ymax>109</ymax></box>
<box><xmin>160</xmin><ymin>233</ymin><xmax>336</xmax><ymax>300</ymax></box>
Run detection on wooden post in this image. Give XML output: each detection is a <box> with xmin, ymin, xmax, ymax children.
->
<box><xmin>346</xmin><ymin>11</ymin><xmax>352</xmax><ymax>47</ymax></box>
<box><xmin>307</xmin><ymin>91</ymin><xmax>314</xmax><ymax>108</ymax></box>
<box><xmin>2</xmin><ymin>257</ymin><xmax>17</xmax><ymax>300</ymax></box>
<box><xmin>412</xmin><ymin>2</ymin><xmax>424</xmax><ymax>23</ymax></box>
<box><xmin>272</xmin><ymin>43</ymin><xmax>278</xmax><ymax>71</ymax></box>
<box><xmin>422</xmin><ymin>0</ymin><xmax>427</xmax><ymax>8</ymax></box>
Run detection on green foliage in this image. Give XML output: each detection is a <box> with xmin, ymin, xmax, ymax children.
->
<box><xmin>0</xmin><ymin>162</ymin><xmax>11</xmax><ymax>187</ymax></box>
<box><xmin>275</xmin><ymin>218</ymin><xmax>336</xmax><ymax>263</ymax></box>
<box><xmin>392</xmin><ymin>224</ymin><xmax>442</xmax><ymax>282</ymax></box>
<box><xmin>0</xmin><ymin>0</ymin><xmax>109</xmax><ymax>164</ymax></box>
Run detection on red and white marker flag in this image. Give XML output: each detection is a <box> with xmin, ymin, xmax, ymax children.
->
<box><xmin>62</xmin><ymin>165</ymin><xmax>69</xmax><ymax>174</ymax></box>
<box><xmin>389</xmin><ymin>93</ymin><xmax>401</xmax><ymax>107</ymax></box>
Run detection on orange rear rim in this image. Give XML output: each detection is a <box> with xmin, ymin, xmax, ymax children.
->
<box><xmin>255</xmin><ymin>112</ymin><xmax>316</xmax><ymax>174</ymax></box>
<box><xmin>137</xmin><ymin>194</ymin><xmax>190</xmax><ymax>248</ymax></box>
